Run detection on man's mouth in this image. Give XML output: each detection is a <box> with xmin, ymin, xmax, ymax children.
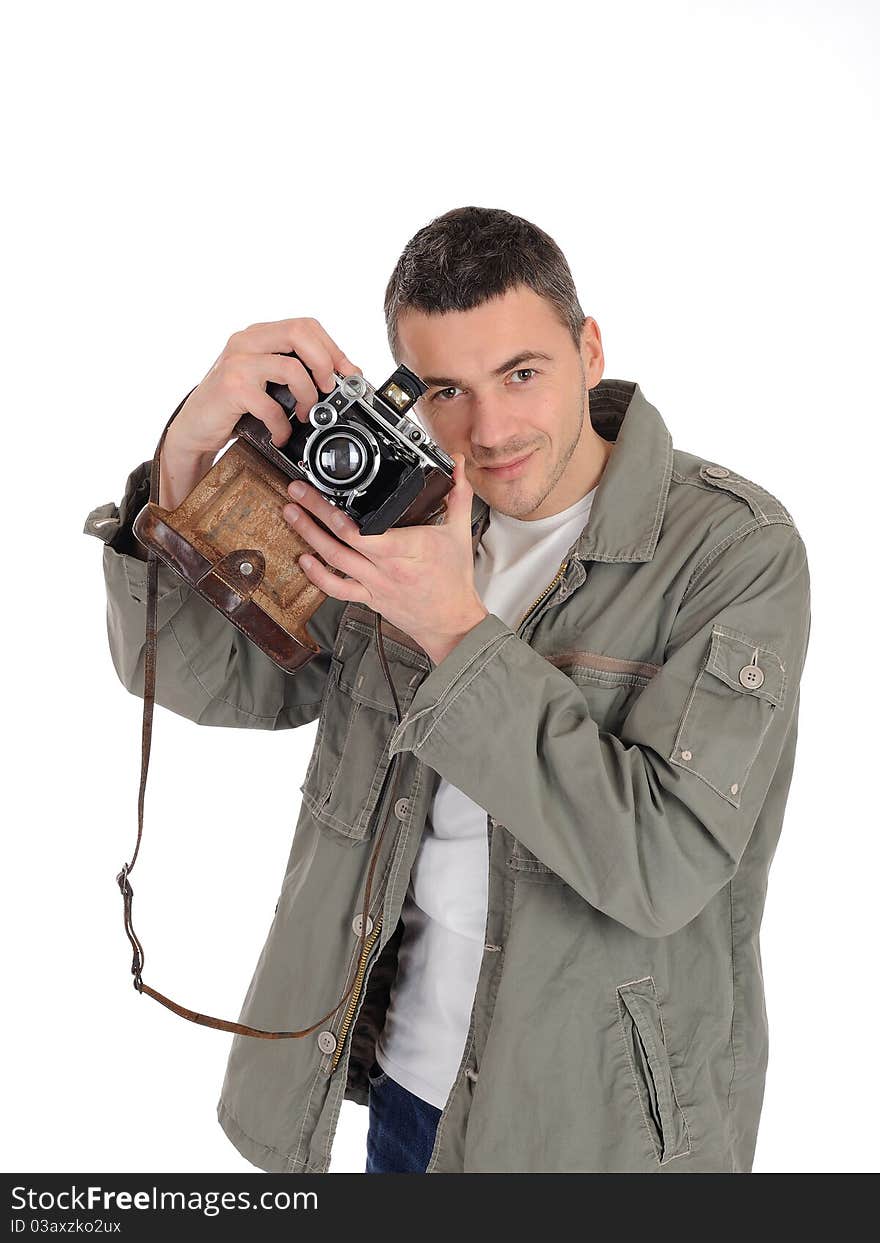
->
<box><xmin>479</xmin><ymin>450</ymin><xmax>536</xmax><ymax>478</ymax></box>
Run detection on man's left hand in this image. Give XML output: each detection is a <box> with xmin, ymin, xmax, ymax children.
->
<box><xmin>282</xmin><ymin>453</ymin><xmax>489</xmax><ymax>666</ymax></box>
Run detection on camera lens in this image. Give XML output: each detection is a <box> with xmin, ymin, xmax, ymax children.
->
<box><xmin>304</xmin><ymin>422</ymin><xmax>381</xmax><ymax>496</ymax></box>
<box><xmin>317</xmin><ymin>434</ymin><xmax>367</xmax><ymax>485</ymax></box>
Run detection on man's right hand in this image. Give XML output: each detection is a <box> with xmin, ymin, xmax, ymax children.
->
<box><xmin>158</xmin><ymin>318</ymin><xmax>363</xmax><ymax>511</ymax></box>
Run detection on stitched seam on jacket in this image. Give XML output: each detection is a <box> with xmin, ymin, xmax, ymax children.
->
<box><xmin>411</xmin><ymin>635</ymin><xmax>515</xmax><ymax>750</ymax></box>
<box><xmin>638</xmin><ymin>431</ymin><xmax>673</xmax><ymax>558</ymax></box>
<box><xmin>382</xmin><ymin>759</ymin><xmax>424</xmax><ymax>933</ymax></box>
<box><xmin>301</xmin><ymin>738</ymin><xmax>393</xmax><ymax>838</ymax></box>
<box><xmin>670</xmin><ymin>471</ymin><xmax>783</xmax><ymax>514</ymax></box>
<box><xmin>671</xmin><ymin>470</ymin><xmax>721</xmax><ymax>494</ymax></box>
<box><xmin>731</xmin><ymin>477</ymin><xmax>769</xmax><ymax>522</ymax></box>
<box><xmin>670</xmin><ymin>718</ymin><xmax>773</xmax><ymax>807</ymax></box>
<box><xmin>292</xmin><ymin>1032</ymin><xmax>330</xmax><ymax>1170</ymax></box>
<box><xmin>681</xmin><ymin>521</ymin><xmax>762</xmax><ymax>602</ymax></box>
<box><xmin>317</xmin><ymin>696</ymin><xmax>363</xmax><ymax>813</ymax></box>
<box><xmin>398</xmin><ymin>632</ymin><xmax>512</xmax><ymax>730</ymax></box>
<box><xmin>708</xmin><ymin>626</ymin><xmax>788</xmax><ymax>707</ymax></box>
<box><xmin>615</xmin><ymin>988</ymin><xmax>662</xmax><ymax>1165</ymax></box>
<box><xmin>681</xmin><ymin>464</ymin><xmax>792</xmax><ymax>525</ymax></box>
<box><xmin>342</xmin><ymin>617</ymin><xmax>429</xmax><ymax>668</ymax></box>
<box><xmin>710</xmin><ymin>624</ymin><xmax>786</xmax><ymax>668</ymax></box>
<box><xmin>302</xmin><ymin>686</ymin><xmax>414</xmax><ymax>836</ymax></box>
<box><xmin>219</xmin><ymin>1100</ymin><xmax>324</xmax><ymax>1172</ymax></box>
<box><xmin>299</xmin><ymin>666</ymin><xmax>338</xmax><ymax>787</ymax></box>
<box><xmin>652</xmin><ymin>981</ymin><xmax>693</xmax><ymax>1163</ymax></box>
<box><xmin>727</xmin><ymin>880</ymin><xmax>738</xmax><ymax>1118</ymax></box>
<box><xmin>715</xmin><ymin>474</ymin><xmax>793</xmax><ymax>524</ymax></box>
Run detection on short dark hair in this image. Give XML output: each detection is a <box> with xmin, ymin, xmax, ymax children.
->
<box><xmin>384</xmin><ymin>205</ymin><xmax>587</xmax><ymax>363</ymax></box>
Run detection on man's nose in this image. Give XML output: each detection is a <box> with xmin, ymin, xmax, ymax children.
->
<box><xmin>467</xmin><ymin>392</ymin><xmax>523</xmax><ymax>450</ymax></box>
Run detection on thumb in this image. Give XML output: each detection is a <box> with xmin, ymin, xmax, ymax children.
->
<box><xmin>448</xmin><ymin>453</ymin><xmax>473</xmax><ymax>529</ymax></box>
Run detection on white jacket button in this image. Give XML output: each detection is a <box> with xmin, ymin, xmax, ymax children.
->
<box><xmin>352</xmin><ymin>913</ymin><xmax>374</xmax><ymax>937</ymax></box>
<box><xmin>317</xmin><ymin>1030</ymin><xmax>337</xmax><ymax>1055</ymax></box>
<box><xmin>394</xmin><ymin>797</ymin><xmax>410</xmax><ymax>819</ymax></box>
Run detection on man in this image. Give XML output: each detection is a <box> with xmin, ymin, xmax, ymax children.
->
<box><xmin>84</xmin><ymin>205</ymin><xmax>811</xmax><ymax>1173</ymax></box>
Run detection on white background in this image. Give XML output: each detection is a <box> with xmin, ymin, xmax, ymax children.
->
<box><xmin>3</xmin><ymin>0</ymin><xmax>877</xmax><ymax>1175</ymax></box>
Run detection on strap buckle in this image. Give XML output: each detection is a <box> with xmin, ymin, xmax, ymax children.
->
<box><xmin>116</xmin><ymin>862</ymin><xmax>144</xmax><ymax>992</ymax></box>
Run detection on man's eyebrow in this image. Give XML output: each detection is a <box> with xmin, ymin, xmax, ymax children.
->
<box><xmin>420</xmin><ymin>350</ymin><xmax>554</xmax><ymax>389</ymax></box>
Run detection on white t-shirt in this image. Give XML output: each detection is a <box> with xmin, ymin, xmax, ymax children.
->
<box><xmin>374</xmin><ymin>484</ymin><xmax>598</xmax><ymax>1108</ymax></box>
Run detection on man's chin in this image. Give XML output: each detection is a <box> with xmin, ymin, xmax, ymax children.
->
<box><xmin>483</xmin><ymin>489</ymin><xmax>546</xmax><ymax>520</ymax></box>
<box><xmin>468</xmin><ymin>456</ymin><xmax>546</xmax><ymax>516</ymax></box>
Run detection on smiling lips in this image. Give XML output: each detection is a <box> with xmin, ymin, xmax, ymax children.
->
<box><xmin>480</xmin><ymin>450</ymin><xmax>535</xmax><ymax>478</ymax></box>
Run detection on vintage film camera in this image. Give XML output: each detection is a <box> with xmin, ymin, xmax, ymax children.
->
<box><xmin>258</xmin><ymin>350</ymin><xmax>455</xmax><ymax>534</ymax></box>
<box><xmin>132</xmin><ymin>352</ymin><xmax>456</xmax><ymax>672</ymax></box>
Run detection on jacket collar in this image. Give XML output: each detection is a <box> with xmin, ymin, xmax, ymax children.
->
<box><xmin>468</xmin><ymin>378</ymin><xmax>673</xmax><ymax>564</ymax></box>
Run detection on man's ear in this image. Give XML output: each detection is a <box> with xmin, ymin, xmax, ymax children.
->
<box><xmin>579</xmin><ymin>315</ymin><xmax>605</xmax><ymax>385</ymax></box>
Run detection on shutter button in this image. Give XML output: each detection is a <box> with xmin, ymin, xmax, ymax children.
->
<box><xmin>394</xmin><ymin>797</ymin><xmax>410</xmax><ymax>820</ymax></box>
<box><xmin>705</xmin><ymin>465</ymin><xmax>730</xmax><ymax>478</ymax></box>
<box><xmin>352</xmin><ymin>913</ymin><xmax>373</xmax><ymax>937</ymax></box>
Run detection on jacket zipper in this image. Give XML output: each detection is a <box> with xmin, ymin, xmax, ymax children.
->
<box><xmin>329</xmin><ymin>912</ymin><xmax>384</xmax><ymax>1072</ymax></box>
<box><xmin>514</xmin><ymin>558</ymin><xmax>569</xmax><ymax>635</ymax></box>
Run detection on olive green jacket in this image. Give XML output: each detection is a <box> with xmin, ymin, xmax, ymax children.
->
<box><xmin>83</xmin><ymin>378</ymin><xmax>811</xmax><ymax>1173</ymax></box>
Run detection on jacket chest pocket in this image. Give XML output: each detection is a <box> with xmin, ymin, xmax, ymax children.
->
<box><xmin>299</xmin><ymin>614</ymin><xmax>427</xmax><ymax>842</ymax></box>
<box><xmin>508</xmin><ymin>655</ymin><xmax>657</xmax><ymax>878</ymax></box>
<box><xmin>669</xmin><ymin>626</ymin><xmax>786</xmax><ymax>808</ymax></box>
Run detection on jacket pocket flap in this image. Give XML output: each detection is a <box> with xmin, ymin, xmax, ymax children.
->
<box><xmin>706</xmin><ymin>628</ymin><xmax>786</xmax><ymax>708</ymax></box>
<box><xmin>334</xmin><ymin>619</ymin><xmax>425</xmax><ymax>713</ymax></box>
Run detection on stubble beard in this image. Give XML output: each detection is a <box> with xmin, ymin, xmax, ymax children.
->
<box><xmin>494</xmin><ymin>374</ymin><xmax>588</xmax><ymax>520</ymax></box>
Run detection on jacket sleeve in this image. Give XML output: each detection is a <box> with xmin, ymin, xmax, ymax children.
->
<box><xmin>84</xmin><ymin>459</ymin><xmax>347</xmax><ymax>729</ymax></box>
<box><xmin>387</xmin><ymin>521</ymin><xmax>811</xmax><ymax>937</ymax></box>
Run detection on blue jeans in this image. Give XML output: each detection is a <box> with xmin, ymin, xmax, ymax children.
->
<box><xmin>365</xmin><ymin>1058</ymin><xmax>442</xmax><ymax>1173</ymax></box>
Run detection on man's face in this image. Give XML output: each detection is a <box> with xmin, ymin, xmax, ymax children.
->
<box><xmin>396</xmin><ymin>283</ymin><xmax>606</xmax><ymax>520</ymax></box>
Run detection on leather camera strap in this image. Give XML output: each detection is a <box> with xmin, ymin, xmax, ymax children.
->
<box><xmin>116</xmin><ymin>399</ymin><xmax>401</xmax><ymax>1039</ymax></box>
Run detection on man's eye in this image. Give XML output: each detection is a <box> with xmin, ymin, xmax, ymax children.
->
<box><xmin>431</xmin><ymin>369</ymin><xmax>536</xmax><ymax>403</ymax></box>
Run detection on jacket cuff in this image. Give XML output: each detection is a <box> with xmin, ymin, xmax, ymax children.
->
<box><xmin>84</xmin><ymin>460</ymin><xmax>186</xmax><ymax>603</ymax></box>
<box><xmin>83</xmin><ymin>460</ymin><xmax>152</xmax><ymax>552</ymax></box>
<box><xmin>387</xmin><ymin>612</ymin><xmax>517</xmax><ymax>757</ymax></box>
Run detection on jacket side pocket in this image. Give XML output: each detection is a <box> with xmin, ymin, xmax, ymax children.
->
<box><xmin>616</xmin><ymin>975</ymin><xmax>692</xmax><ymax>1165</ymax></box>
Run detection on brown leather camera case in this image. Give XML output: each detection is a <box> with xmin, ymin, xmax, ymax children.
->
<box><xmin>132</xmin><ymin>405</ymin><xmax>451</xmax><ymax>673</ymax></box>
